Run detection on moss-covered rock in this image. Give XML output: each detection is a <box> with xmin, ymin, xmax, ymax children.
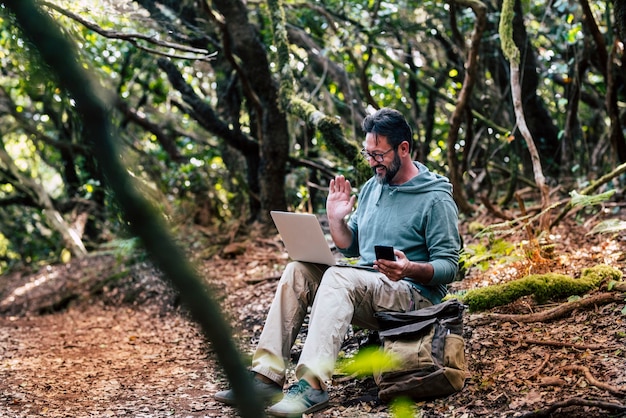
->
<box><xmin>462</xmin><ymin>264</ymin><xmax>622</xmax><ymax>312</ymax></box>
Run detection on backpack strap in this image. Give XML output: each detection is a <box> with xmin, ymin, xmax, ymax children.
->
<box><xmin>430</xmin><ymin>320</ymin><xmax>448</xmax><ymax>367</ymax></box>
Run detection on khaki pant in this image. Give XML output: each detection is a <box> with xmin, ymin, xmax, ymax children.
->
<box><xmin>251</xmin><ymin>261</ymin><xmax>432</xmax><ymax>389</ymax></box>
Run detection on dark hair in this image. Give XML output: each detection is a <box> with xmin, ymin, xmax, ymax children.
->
<box><xmin>361</xmin><ymin>108</ymin><xmax>413</xmax><ymax>152</ymax></box>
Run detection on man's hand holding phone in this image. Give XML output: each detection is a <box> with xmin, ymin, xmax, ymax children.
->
<box><xmin>374</xmin><ymin>245</ymin><xmax>409</xmax><ymax>282</ymax></box>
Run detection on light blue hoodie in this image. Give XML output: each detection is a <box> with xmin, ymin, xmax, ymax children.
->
<box><xmin>339</xmin><ymin>161</ymin><xmax>461</xmax><ymax>304</ymax></box>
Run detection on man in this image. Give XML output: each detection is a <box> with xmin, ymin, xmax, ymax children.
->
<box><xmin>215</xmin><ymin>108</ymin><xmax>461</xmax><ymax>417</ymax></box>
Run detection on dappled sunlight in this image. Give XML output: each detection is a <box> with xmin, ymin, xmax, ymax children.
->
<box><xmin>586</xmin><ymin>238</ymin><xmax>624</xmax><ymax>264</ymax></box>
<box><xmin>0</xmin><ymin>267</ymin><xmax>59</xmax><ymax>309</ymax></box>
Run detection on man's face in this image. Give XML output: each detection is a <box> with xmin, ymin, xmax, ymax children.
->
<box><xmin>363</xmin><ymin>133</ymin><xmax>401</xmax><ymax>184</ymax></box>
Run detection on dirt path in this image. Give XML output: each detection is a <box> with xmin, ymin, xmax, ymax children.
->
<box><xmin>0</xmin><ymin>303</ymin><xmax>225</xmax><ymax>417</ymax></box>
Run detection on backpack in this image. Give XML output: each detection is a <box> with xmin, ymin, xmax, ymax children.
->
<box><xmin>372</xmin><ymin>299</ymin><xmax>467</xmax><ymax>402</ymax></box>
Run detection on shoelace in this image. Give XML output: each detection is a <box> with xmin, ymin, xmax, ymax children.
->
<box><xmin>285</xmin><ymin>380</ymin><xmax>307</xmax><ymax>397</ymax></box>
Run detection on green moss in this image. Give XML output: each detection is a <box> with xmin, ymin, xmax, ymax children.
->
<box><xmin>462</xmin><ymin>264</ymin><xmax>622</xmax><ymax>312</ymax></box>
<box><xmin>499</xmin><ymin>0</ymin><xmax>520</xmax><ymax>64</ymax></box>
<box><xmin>580</xmin><ymin>264</ymin><xmax>623</xmax><ymax>282</ymax></box>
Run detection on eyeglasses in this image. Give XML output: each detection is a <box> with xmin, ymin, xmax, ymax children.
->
<box><xmin>360</xmin><ymin>147</ymin><xmax>394</xmax><ymax>162</ymax></box>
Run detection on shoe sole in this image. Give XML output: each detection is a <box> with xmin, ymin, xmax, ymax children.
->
<box><xmin>267</xmin><ymin>399</ymin><xmax>329</xmax><ymax>417</ymax></box>
<box><xmin>215</xmin><ymin>392</ymin><xmax>284</xmax><ymax>407</ymax></box>
<box><xmin>214</xmin><ymin>394</ymin><xmax>236</xmax><ymax>406</ymax></box>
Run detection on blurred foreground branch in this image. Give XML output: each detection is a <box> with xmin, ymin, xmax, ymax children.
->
<box><xmin>3</xmin><ymin>1</ymin><xmax>264</xmax><ymax>416</ymax></box>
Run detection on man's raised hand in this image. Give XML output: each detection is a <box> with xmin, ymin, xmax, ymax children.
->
<box><xmin>326</xmin><ymin>175</ymin><xmax>356</xmax><ymax>221</ymax></box>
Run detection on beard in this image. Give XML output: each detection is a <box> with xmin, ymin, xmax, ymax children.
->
<box><xmin>374</xmin><ymin>152</ymin><xmax>401</xmax><ymax>184</ymax></box>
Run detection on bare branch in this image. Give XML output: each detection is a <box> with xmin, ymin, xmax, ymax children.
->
<box><xmin>41</xmin><ymin>1</ymin><xmax>216</xmax><ymax>61</ymax></box>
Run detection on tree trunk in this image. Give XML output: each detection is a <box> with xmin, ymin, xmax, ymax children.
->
<box><xmin>500</xmin><ymin>0</ymin><xmax>551</xmax><ymax>231</ymax></box>
<box><xmin>135</xmin><ymin>0</ymin><xmax>289</xmax><ymax>224</ymax></box>
<box><xmin>446</xmin><ymin>0</ymin><xmax>487</xmax><ymax>215</ymax></box>
<box><xmin>210</xmin><ymin>0</ymin><xmax>289</xmax><ymax>223</ymax></box>
<box><xmin>511</xmin><ymin>0</ymin><xmax>560</xmax><ymax>179</ymax></box>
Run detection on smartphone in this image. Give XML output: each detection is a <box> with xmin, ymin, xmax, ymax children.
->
<box><xmin>375</xmin><ymin>245</ymin><xmax>396</xmax><ymax>261</ymax></box>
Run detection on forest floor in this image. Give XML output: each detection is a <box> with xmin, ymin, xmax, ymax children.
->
<box><xmin>0</xmin><ymin>210</ymin><xmax>625</xmax><ymax>418</ymax></box>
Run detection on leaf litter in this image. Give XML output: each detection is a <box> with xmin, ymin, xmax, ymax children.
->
<box><xmin>0</xmin><ymin>215</ymin><xmax>624</xmax><ymax>417</ymax></box>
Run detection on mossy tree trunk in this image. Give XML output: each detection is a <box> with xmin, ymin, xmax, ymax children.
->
<box><xmin>499</xmin><ymin>0</ymin><xmax>551</xmax><ymax>232</ymax></box>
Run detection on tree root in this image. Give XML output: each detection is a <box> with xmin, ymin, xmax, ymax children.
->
<box><xmin>528</xmin><ymin>353</ymin><xmax>551</xmax><ymax>380</ymax></box>
<box><xmin>518</xmin><ymin>397</ymin><xmax>626</xmax><ymax>417</ymax></box>
<box><xmin>503</xmin><ymin>336</ymin><xmax>619</xmax><ymax>352</ymax></box>
<box><xmin>468</xmin><ymin>291</ymin><xmax>625</xmax><ymax>325</ymax></box>
<box><xmin>563</xmin><ymin>365</ymin><xmax>626</xmax><ymax>397</ymax></box>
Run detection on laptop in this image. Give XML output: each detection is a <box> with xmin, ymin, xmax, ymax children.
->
<box><xmin>270</xmin><ymin>211</ymin><xmax>374</xmax><ymax>270</ymax></box>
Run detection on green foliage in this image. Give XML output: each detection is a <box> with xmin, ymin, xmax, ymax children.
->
<box><xmin>0</xmin><ymin>230</ymin><xmax>19</xmax><ymax>274</ymax></box>
<box><xmin>587</xmin><ymin>219</ymin><xmax>626</xmax><ymax>235</ymax></box>
<box><xmin>390</xmin><ymin>397</ymin><xmax>419</xmax><ymax>418</ymax></box>
<box><xmin>337</xmin><ymin>346</ymin><xmax>400</xmax><ymax>378</ymax></box>
<box><xmin>569</xmin><ymin>189</ymin><xmax>616</xmax><ymax>208</ymax></box>
<box><xmin>336</xmin><ymin>346</ymin><xmax>434</xmax><ymax>416</ymax></box>
<box><xmin>461</xmin><ymin>264</ymin><xmax>622</xmax><ymax>311</ymax></box>
<box><xmin>0</xmin><ymin>206</ymin><xmax>61</xmax><ymax>273</ymax></box>
<box><xmin>98</xmin><ymin>237</ymin><xmax>143</xmax><ymax>260</ymax></box>
<box><xmin>460</xmin><ymin>238</ymin><xmax>520</xmax><ymax>272</ymax></box>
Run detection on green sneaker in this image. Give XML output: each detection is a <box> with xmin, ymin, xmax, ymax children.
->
<box><xmin>266</xmin><ymin>379</ymin><xmax>329</xmax><ymax>417</ymax></box>
<box><xmin>214</xmin><ymin>373</ymin><xmax>283</xmax><ymax>406</ymax></box>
